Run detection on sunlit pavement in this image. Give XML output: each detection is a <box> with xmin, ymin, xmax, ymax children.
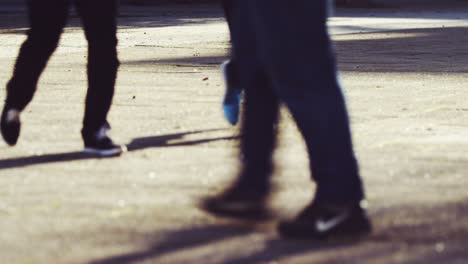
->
<box><xmin>1</xmin><ymin>3</ymin><xmax>468</xmax><ymax>264</ymax></box>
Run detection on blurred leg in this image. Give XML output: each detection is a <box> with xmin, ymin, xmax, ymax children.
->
<box><xmin>237</xmin><ymin>70</ymin><xmax>279</xmax><ymax>193</ymax></box>
<box><xmin>201</xmin><ymin>1</ymin><xmax>278</xmax><ymax>219</ymax></box>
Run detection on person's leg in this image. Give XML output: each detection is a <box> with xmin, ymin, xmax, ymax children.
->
<box><xmin>75</xmin><ymin>0</ymin><xmax>119</xmax><ymax>136</ymax></box>
<box><xmin>202</xmin><ymin>70</ymin><xmax>279</xmax><ymax>219</ymax></box>
<box><xmin>252</xmin><ymin>0</ymin><xmax>363</xmax><ymax>207</ymax></box>
<box><xmin>201</xmin><ymin>0</ymin><xmax>279</xmax><ymax>219</ymax></box>
<box><xmin>225</xmin><ymin>0</ymin><xmax>279</xmax><ymax>187</ymax></box>
<box><xmin>249</xmin><ymin>0</ymin><xmax>370</xmax><ymax>238</ymax></box>
<box><xmin>221</xmin><ymin>0</ymin><xmax>233</xmax><ymax>24</ymax></box>
<box><xmin>74</xmin><ymin>0</ymin><xmax>124</xmax><ymax>156</ymax></box>
<box><xmin>235</xmin><ymin>70</ymin><xmax>279</xmax><ymax>194</ymax></box>
<box><xmin>1</xmin><ymin>0</ymin><xmax>69</xmax><ymax>145</ymax></box>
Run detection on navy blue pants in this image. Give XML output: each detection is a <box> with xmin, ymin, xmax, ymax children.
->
<box><xmin>229</xmin><ymin>0</ymin><xmax>365</xmax><ymax>204</ymax></box>
<box><xmin>5</xmin><ymin>0</ymin><xmax>119</xmax><ymax>137</ymax></box>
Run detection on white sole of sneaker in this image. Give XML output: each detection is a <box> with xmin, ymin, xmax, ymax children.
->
<box><xmin>83</xmin><ymin>145</ymin><xmax>127</xmax><ymax>157</ymax></box>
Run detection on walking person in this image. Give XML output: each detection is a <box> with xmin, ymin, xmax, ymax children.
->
<box><xmin>1</xmin><ymin>0</ymin><xmax>125</xmax><ymax>157</ymax></box>
<box><xmin>202</xmin><ymin>0</ymin><xmax>371</xmax><ymax>239</ymax></box>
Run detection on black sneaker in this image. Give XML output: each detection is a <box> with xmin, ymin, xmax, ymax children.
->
<box><xmin>1</xmin><ymin>107</ymin><xmax>21</xmax><ymax>146</ymax></box>
<box><xmin>278</xmin><ymin>201</ymin><xmax>371</xmax><ymax>240</ymax></box>
<box><xmin>201</xmin><ymin>184</ymin><xmax>271</xmax><ymax>220</ymax></box>
<box><xmin>83</xmin><ymin>126</ymin><xmax>126</xmax><ymax>157</ymax></box>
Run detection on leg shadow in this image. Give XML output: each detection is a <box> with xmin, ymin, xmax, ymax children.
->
<box><xmin>89</xmin><ymin>223</ymin><xmax>252</xmax><ymax>264</ymax></box>
<box><xmin>0</xmin><ymin>128</ymin><xmax>239</xmax><ymax>170</ymax></box>
<box><xmin>222</xmin><ymin>238</ymin><xmax>366</xmax><ymax>264</ymax></box>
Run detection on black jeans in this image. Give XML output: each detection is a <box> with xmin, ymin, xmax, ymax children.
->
<box><xmin>5</xmin><ymin>0</ymin><xmax>119</xmax><ymax>137</ymax></box>
<box><xmin>230</xmin><ymin>0</ymin><xmax>365</xmax><ymax>204</ymax></box>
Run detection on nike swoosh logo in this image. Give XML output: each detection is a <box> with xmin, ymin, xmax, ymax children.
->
<box><xmin>315</xmin><ymin>211</ymin><xmax>350</xmax><ymax>233</ymax></box>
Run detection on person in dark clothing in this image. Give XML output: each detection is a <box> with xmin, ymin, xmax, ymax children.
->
<box><xmin>202</xmin><ymin>0</ymin><xmax>371</xmax><ymax>240</ymax></box>
<box><xmin>220</xmin><ymin>0</ymin><xmax>242</xmax><ymax>125</ymax></box>
<box><xmin>1</xmin><ymin>0</ymin><xmax>125</xmax><ymax>156</ymax></box>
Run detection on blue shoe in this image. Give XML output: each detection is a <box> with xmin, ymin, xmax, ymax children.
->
<box><xmin>223</xmin><ymin>88</ymin><xmax>242</xmax><ymax>126</ymax></box>
<box><xmin>221</xmin><ymin>60</ymin><xmax>242</xmax><ymax>125</ymax></box>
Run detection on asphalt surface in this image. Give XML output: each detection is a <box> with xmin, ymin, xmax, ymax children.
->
<box><xmin>0</xmin><ymin>3</ymin><xmax>468</xmax><ymax>264</ymax></box>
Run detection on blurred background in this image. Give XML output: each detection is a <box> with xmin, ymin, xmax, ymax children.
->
<box><xmin>0</xmin><ymin>0</ymin><xmax>466</xmax><ymax>7</ymax></box>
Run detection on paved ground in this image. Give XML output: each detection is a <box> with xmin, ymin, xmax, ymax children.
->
<box><xmin>1</xmin><ymin>3</ymin><xmax>468</xmax><ymax>264</ymax></box>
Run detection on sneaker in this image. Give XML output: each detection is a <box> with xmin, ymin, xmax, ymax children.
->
<box><xmin>278</xmin><ymin>201</ymin><xmax>371</xmax><ymax>240</ymax></box>
<box><xmin>201</xmin><ymin>184</ymin><xmax>270</xmax><ymax>220</ymax></box>
<box><xmin>83</xmin><ymin>125</ymin><xmax>126</xmax><ymax>157</ymax></box>
<box><xmin>1</xmin><ymin>107</ymin><xmax>21</xmax><ymax>146</ymax></box>
<box><xmin>221</xmin><ymin>60</ymin><xmax>242</xmax><ymax>126</ymax></box>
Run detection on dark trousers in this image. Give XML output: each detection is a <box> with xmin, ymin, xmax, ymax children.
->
<box><xmin>230</xmin><ymin>0</ymin><xmax>364</xmax><ymax>204</ymax></box>
<box><xmin>5</xmin><ymin>0</ymin><xmax>119</xmax><ymax>136</ymax></box>
<box><xmin>221</xmin><ymin>0</ymin><xmax>233</xmax><ymax>24</ymax></box>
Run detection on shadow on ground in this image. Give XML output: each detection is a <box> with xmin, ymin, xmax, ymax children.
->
<box><xmin>87</xmin><ymin>199</ymin><xmax>468</xmax><ymax>264</ymax></box>
<box><xmin>80</xmin><ymin>192</ymin><xmax>468</xmax><ymax>264</ymax></box>
<box><xmin>335</xmin><ymin>26</ymin><xmax>468</xmax><ymax>73</ymax></box>
<box><xmin>121</xmin><ymin>26</ymin><xmax>468</xmax><ymax>74</ymax></box>
<box><xmin>2</xmin><ymin>2</ymin><xmax>468</xmax><ymax>32</ymax></box>
<box><xmin>88</xmin><ymin>221</ymin><xmax>359</xmax><ymax>264</ymax></box>
<box><xmin>0</xmin><ymin>5</ymin><xmax>224</xmax><ymax>32</ymax></box>
<box><xmin>0</xmin><ymin>129</ymin><xmax>238</xmax><ymax>170</ymax></box>
<box><xmin>89</xmin><ymin>224</ymin><xmax>254</xmax><ymax>264</ymax></box>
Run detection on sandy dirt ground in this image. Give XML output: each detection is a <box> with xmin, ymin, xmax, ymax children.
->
<box><xmin>0</xmin><ymin>3</ymin><xmax>468</xmax><ymax>264</ymax></box>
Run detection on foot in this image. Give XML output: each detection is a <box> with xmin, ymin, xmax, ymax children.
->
<box><xmin>221</xmin><ymin>60</ymin><xmax>242</xmax><ymax>126</ymax></box>
<box><xmin>278</xmin><ymin>201</ymin><xmax>371</xmax><ymax>240</ymax></box>
<box><xmin>201</xmin><ymin>183</ymin><xmax>270</xmax><ymax>220</ymax></box>
<box><xmin>83</xmin><ymin>125</ymin><xmax>126</xmax><ymax>157</ymax></box>
<box><xmin>223</xmin><ymin>89</ymin><xmax>242</xmax><ymax>126</ymax></box>
<box><xmin>1</xmin><ymin>107</ymin><xmax>21</xmax><ymax>146</ymax></box>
